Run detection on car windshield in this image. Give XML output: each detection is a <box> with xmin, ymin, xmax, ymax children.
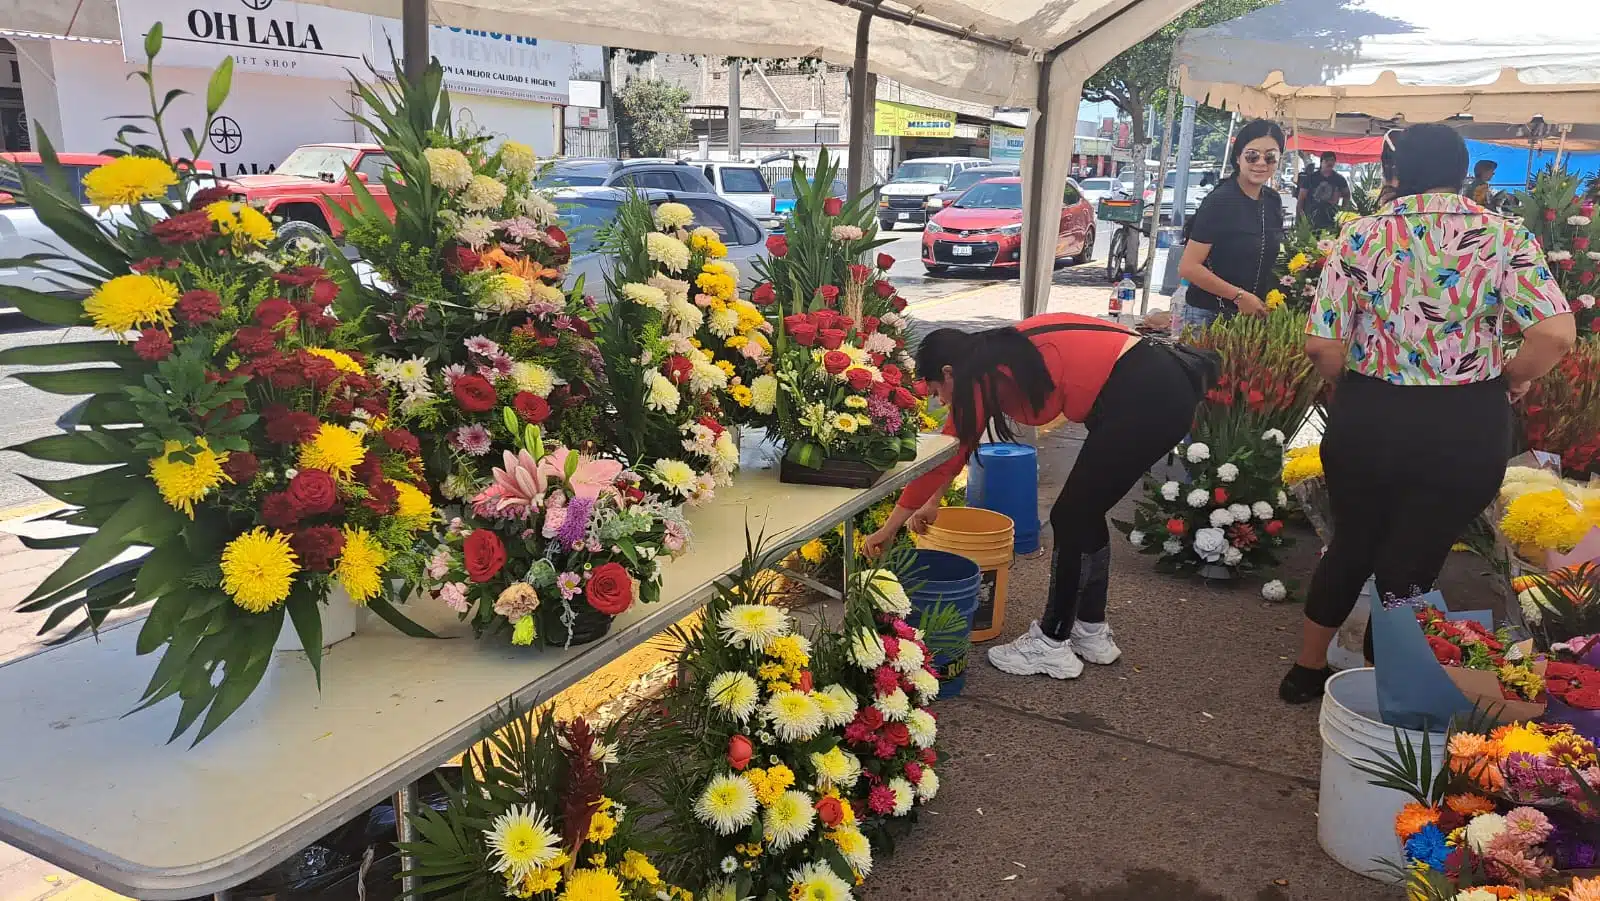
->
<box><xmin>560</xmin><ymin>196</ymin><xmax>623</xmax><ymax>255</ymax></box>
<box><xmin>719</xmin><ymin>167</ymin><xmax>768</xmax><ymax>193</ymax></box>
<box><xmin>954</xmin><ymin>182</ymin><xmax>1022</xmax><ymax>209</ymax></box>
<box><xmin>949</xmin><ymin>169</ymin><xmax>1004</xmax><ymax>191</ymax></box>
<box><xmin>275</xmin><ymin>146</ymin><xmax>361</xmax><ymax>181</ymax></box>
<box><xmin>893</xmin><ymin>162</ymin><xmax>955</xmax><ymax>183</ymax></box>
<box><xmin>1082</xmin><ymin>179</ymin><xmax>1113</xmax><ymax>191</ymax></box>
<box><xmin>0</xmin><ymin>163</ymin><xmax>47</xmax><ymax>207</ymax></box>
<box><xmin>538</xmin><ymin>163</ymin><xmax>613</xmax><ymax>187</ymax></box>
<box><xmin>774</xmin><ymin>179</ymin><xmax>796</xmax><ymax>200</ymax></box>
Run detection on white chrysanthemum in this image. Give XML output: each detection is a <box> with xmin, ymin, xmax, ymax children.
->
<box><xmin>695</xmin><ymin>774</ymin><xmax>760</xmax><ymax>835</ymax></box>
<box><xmin>707</xmin><ymin>671</ymin><xmax>761</xmax><ymax>721</ymax></box>
<box><xmin>531</xmin><ymin>282</ymin><xmax>565</xmax><ymax>307</ymax></box>
<box><xmin>651</xmin><ymin>458</ymin><xmax>697</xmax><ymax>497</ymax></box>
<box><xmin>644</xmin><ymin>371</ymin><xmax>681</xmax><ymax>413</ymax></box>
<box><xmin>1465</xmin><ymin>813</ymin><xmax>1508</xmax><ymax>853</ymax></box>
<box><xmin>1228</xmin><ymin>503</ymin><xmax>1251</xmax><ymax>522</ymax></box>
<box><xmin>670</xmin><ymin>297</ymin><xmax>704</xmax><ymax>332</ymax></box>
<box><xmin>714</xmin><ymin>430</ymin><xmax>740</xmax><ymax>472</ymax></box>
<box><xmin>765</xmin><ymin>690</ymin><xmax>827</xmax><ymax>742</ymax></box>
<box><xmin>1209</xmin><ymin>508</ymin><xmax>1234</xmax><ymax>528</ymax></box>
<box><xmin>1519</xmin><ymin>590</ymin><xmax>1545</xmax><ymax>625</ymax></box>
<box><xmin>646</xmin><ymin>232</ymin><xmax>691</xmax><ymax>273</ymax></box>
<box><xmin>1129</xmin><ymin>530</ymin><xmax>1146</xmax><ymax>549</ymax></box>
<box><xmin>849</xmin><ymin>628</ymin><xmax>887</xmax><ymax>669</ymax></box>
<box><xmin>751</xmin><ymin>374</ymin><xmax>779</xmax><ymax>415</ymax></box>
<box><xmin>1570</xmin><ymin>215</ymin><xmax>1593</xmax><ymax>227</ymax></box>
<box><xmin>484</xmin><ymin>804</ymin><xmax>560</xmax><ymax>883</ymax></box>
<box><xmin>462</xmin><ymin>174</ymin><xmax>508</xmax><ymax>211</ymax></box>
<box><xmin>831</xmin><ymin>825</ymin><xmax>873</xmax><ymax>878</ymax></box>
<box><xmin>648</xmin><ymin>273</ymin><xmax>690</xmax><ymax>303</ymax></box>
<box><xmin>1216</xmin><ymin>463</ymin><xmax>1240</xmax><ymax>483</ymax></box>
<box><xmin>708</xmin><ymin>305</ymin><xmax>741</xmax><ymax>338</ymax></box>
<box><xmin>518</xmin><ymin>192</ymin><xmax>559</xmax><ymax>225</ymax></box>
<box><xmin>1261</xmin><ymin>580</ymin><xmax>1287</xmax><ymax>602</ymax></box>
<box><xmin>813</xmin><ymin>684</ymin><xmax>859</xmax><ymax>728</ymax></box>
<box><xmin>1252</xmin><ymin>501</ymin><xmax>1275</xmax><ymax>520</ymax></box>
<box><xmin>424</xmin><ymin>147</ymin><xmax>473</xmax><ymax>191</ymax></box>
<box><xmin>888</xmin><ymin>778</ymin><xmax>915</xmax><ymax>816</ymax></box>
<box><xmin>621</xmin><ymin>282</ymin><xmax>668</xmax><ymax>311</ymax></box>
<box><xmin>1223</xmin><ymin>547</ymin><xmax>1243</xmax><ymax>567</ymax></box>
<box><xmin>455</xmin><ymin>214</ymin><xmax>498</xmax><ymax>249</ymax></box>
<box><xmin>1160</xmin><ymin>481</ymin><xmax>1181</xmax><ymax>502</ymax></box>
<box><xmin>763</xmin><ymin>790</ymin><xmax>817</xmax><ymax>849</ymax></box>
<box><xmin>916</xmin><ymin>766</ymin><xmax>940</xmax><ymax>801</ymax></box>
<box><xmin>788</xmin><ymin>862</ymin><xmax>850</xmax><ymax>900</ymax></box>
<box><xmin>1262</xmin><ymin>429</ymin><xmax>1286</xmax><ymax>445</ymax></box>
<box><xmin>1162</xmin><ymin>538</ymin><xmax>1184</xmax><ymax>555</ymax></box>
<box><xmin>718</xmin><ymin>603</ymin><xmax>791</xmax><ymax>651</ymax></box>
<box><xmin>810</xmin><ymin>747</ymin><xmax>862</xmax><ymax>792</ymax></box>
<box><xmin>891</xmin><ymin>640</ymin><xmax>925</xmax><ymax>674</ymax></box>
<box><xmin>655</xmin><ymin>202</ymin><xmax>694</xmax><ymax>229</ymax></box>
<box><xmin>906</xmin><ymin>708</ymin><xmax>938</xmax><ymax>747</ymax></box>
<box><xmin>1186</xmin><ymin>442</ymin><xmax>1211</xmax><ymax>463</ymax></box>
<box><xmin>500</xmin><ymin>140</ymin><xmax>536</xmax><ymax>175</ymax></box>
<box><xmin>1193</xmin><ymin>527</ymin><xmax>1227</xmax><ymax>562</ymax></box>
<box><xmin>907</xmin><ymin>668</ymin><xmax>940</xmax><ymax>705</ymax></box>
<box><xmin>690</xmin><ymin>358</ymin><xmax>729</xmax><ymax>393</ymax></box>
<box><xmin>511</xmin><ymin>361</ymin><xmax>556</xmax><ymax>397</ymax></box>
<box><xmin>875</xmin><ymin>687</ymin><xmax>912</xmax><ymax>721</ymax></box>
<box><xmin>831</xmin><ymin>225</ymin><xmax>864</xmax><ymax>241</ymax></box>
<box><xmin>859</xmin><ymin>569</ymin><xmax>912</xmax><ymax>616</ymax></box>
<box><xmin>1186</xmin><ymin>489</ymin><xmax>1209</xmax><ymax>508</ymax></box>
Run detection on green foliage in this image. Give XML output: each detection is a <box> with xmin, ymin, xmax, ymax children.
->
<box><xmin>615</xmin><ymin>78</ymin><xmax>692</xmax><ymax>158</ymax></box>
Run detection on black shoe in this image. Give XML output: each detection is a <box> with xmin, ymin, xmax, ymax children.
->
<box><xmin>1279</xmin><ymin>664</ymin><xmax>1335</xmax><ymax>704</ymax></box>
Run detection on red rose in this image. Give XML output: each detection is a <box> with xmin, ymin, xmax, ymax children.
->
<box><xmin>585</xmin><ymin>561</ymin><xmax>636</xmax><ymax>616</ymax></box>
<box><xmin>263</xmin><ymin>406</ymin><xmax>320</xmax><ymax>444</ymax></box>
<box><xmin>881</xmin><ymin>364</ymin><xmax>903</xmax><ymax>386</ymax></box>
<box><xmin>873</xmin><ymin>280</ymin><xmax>895</xmax><ymax>299</ymax></box>
<box><xmin>547</xmin><ymin>226</ymin><xmax>571</xmax><ymax>265</ymax></box>
<box><xmin>261</xmin><ymin>492</ymin><xmax>302</xmax><ymax>530</ymax></box>
<box><xmin>856</xmin><ymin>706</ymin><xmax>885</xmax><ymax>731</ymax></box>
<box><xmin>877</xmin><ymin>253</ymin><xmax>895</xmax><ymax>270</ymax></box>
<box><xmin>767</xmin><ymin>235</ymin><xmax>789</xmax><ymax>257</ymax></box>
<box><xmin>1426</xmin><ymin>635</ymin><xmax>1462</xmax><ymax>666</ymax></box>
<box><xmin>815</xmin><ymin>795</ymin><xmax>845</xmax><ymax>827</ymax></box>
<box><xmin>513</xmin><ymin>392</ymin><xmax>551</xmax><ymax>423</ymax></box>
<box><xmin>836</xmin><ymin>317</ymin><xmax>856</xmax><ymax>334</ymax></box>
<box><xmin>253</xmin><ymin>298</ymin><xmax>298</xmax><ymax>329</ymax></box>
<box><xmin>823</xmin><ymin>197</ymin><xmax>844</xmax><ymax>216</ymax></box>
<box><xmin>1545</xmin><ymin>209</ymin><xmax>1559</xmax><ymax>222</ymax></box>
<box><xmin>1265</xmin><ymin>520</ymin><xmax>1285</xmax><ymax>536</ymax></box>
<box><xmin>812</xmin><ymin>309</ymin><xmax>840</xmax><ymax>330</ymax></box>
<box><xmin>870</xmin><ymin>380</ymin><xmax>893</xmax><ymax>400</ymax></box>
<box><xmin>818</xmin><ymin>285</ymin><xmax>841</xmax><ymax>306</ymax></box>
<box><xmin>452</xmin><ymin>374</ymin><xmax>498</xmax><ymax>413</ymax></box>
<box><xmin>273</xmin><ymin>266</ymin><xmax>326</xmax><ymax>288</ymax></box>
<box><xmin>1576</xmin><ymin>236</ymin><xmax>1592</xmax><ymax>251</ymax></box>
<box><xmin>790</xmin><ymin>323</ymin><xmax>818</xmax><ymax>347</ymax></box>
<box><xmin>752</xmin><ymin>282</ymin><xmax>776</xmax><ymax>306</ymax></box>
<box><xmin>1213</xmin><ymin>487</ymin><xmax>1229</xmax><ymax>504</ymax></box>
<box><xmin>1167</xmin><ymin>517</ymin><xmax>1187</xmax><ymax>536</ymax></box>
<box><xmin>823</xmin><ymin>350</ymin><xmax>852</xmax><ymax>375</ymax></box>
<box><xmin>727</xmin><ymin>734</ymin><xmax>754</xmax><ymax>771</ymax></box>
<box><xmin>862</xmin><ymin>315</ymin><xmax>881</xmax><ymax>334</ymax></box>
<box><xmin>222</xmin><ymin>452</ymin><xmax>259</xmax><ymax>485</ymax></box>
<box><xmin>665</xmin><ymin>354</ymin><xmax>694</xmax><ymax>385</ymax></box>
<box><xmin>893</xmin><ymin>387</ymin><xmax>918</xmax><ymax>410</ymax></box>
<box><xmin>892</xmin><ymin>296</ymin><xmax>908</xmax><ymax>312</ymax></box>
<box><xmin>847</xmin><ymin>263</ymin><xmax>872</xmax><ymax>284</ymax></box>
<box><xmin>290</xmin><ymin>525</ymin><xmax>346</xmax><ymax>573</ymax></box>
<box><xmin>445</xmin><ymin>245</ymin><xmax>482</xmax><ymax>273</ymax></box>
<box><xmin>288</xmin><ymin>468</ymin><xmax>338</xmax><ymax>515</ymax></box>
<box><xmin>921</xmin><ymin>748</ymin><xmax>938</xmax><ymax>765</ymax></box>
<box><xmin>233</xmin><ymin>325</ymin><xmax>277</xmax><ymax>356</ymax></box>
<box><xmin>134</xmin><ymin>328</ymin><xmax>173</xmax><ymax>361</ymax></box>
<box><xmin>819</xmin><ymin>328</ymin><xmax>847</xmax><ymax>350</ymax></box>
<box><xmin>463</xmin><ymin>529</ymin><xmax>507</xmax><ymax>583</ymax></box>
<box><xmin>912</xmin><ymin>378</ymin><xmax>929</xmax><ymax>397</ymax></box>
<box><xmin>1582</xmin><ymin>270</ymin><xmax>1597</xmax><ymax>286</ymax></box>
<box><xmin>845</xmin><ymin>367</ymin><xmax>874</xmax><ymax>391</ymax></box>
<box><xmin>310</xmin><ymin>279</ymin><xmax>339</xmax><ymax>305</ymax></box>
<box><xmin>176</xmin><ymin>289</ymin><xmax>222</xmax><ymax>325</ymax></box>
<box><xmin>883</xmin><ymin>722</ymin><xmax>911</xmax><ymax>747</ymax></box>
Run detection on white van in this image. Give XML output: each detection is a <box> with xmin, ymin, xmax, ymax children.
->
<box><xmin>698</xmin><ymin>162</ymin><xmax>778</xmax><ymax>228</ymax></box>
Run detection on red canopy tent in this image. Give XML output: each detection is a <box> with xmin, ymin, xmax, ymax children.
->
<box><xmin>1286</xmin><ymin>134</ymin><xmax>1386</xmax><ymax>162</ymax></box>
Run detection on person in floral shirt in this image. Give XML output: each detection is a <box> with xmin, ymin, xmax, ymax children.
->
<box><xmin>1280</xmin><ymin>124</ymin><xmax>1578</xmax><ymax>705</ymax></box>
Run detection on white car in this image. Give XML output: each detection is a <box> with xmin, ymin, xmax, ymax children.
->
<box><xmin>1077</xmin><ymin>177</ymin><xmax>1120</xmax><ymax>208</ymax></box>
<box><xmin>696</xmin><ymin>162</ymin><xmax>779</xmax><ymax>229</ymax></box>
<box><xmin>558</xmin><ymin>187</ymin><xmax>769</xmax><ymax>296</ymax></box>
<box><xmin>877</xmin><ymin>156</ymin><xmax>992</xmax><ymax>230</ymax></box>
<box><xmin>1142</xmin><ymin>167</ymin><xmax>1221</xmax><ymax>222</ymax></box>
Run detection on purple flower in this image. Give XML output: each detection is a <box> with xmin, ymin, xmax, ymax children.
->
<box><xmin>498</xmin><ymin>217</ymin><xmax>540</xmax><ymax>241</ymax></box>
<box><xmin>452</xmin><ymin>424</ymin><xmax>493</xmax><ymax>456</ymax></box>
<box><xmin>557</xmin><ymin>496</ymin><xmax>593</xmax><ymax>549</ymax></box>
<box><xmin>442</xmin><ymin>363</ymin><xmax>469</xmax><ymax>389</ymax></box>
<box><xmin>866</xmin><ymin>395</ymin><xmax>903</xmax><ymax>432</ymax></box>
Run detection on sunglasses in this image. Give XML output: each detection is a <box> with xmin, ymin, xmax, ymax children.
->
<box><xmin>1241</xmin><ymin>150</ymin><xmax>1281</xmax><ymax>166</ymax></box>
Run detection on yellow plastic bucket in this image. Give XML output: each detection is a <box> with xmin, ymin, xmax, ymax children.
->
<box><xmin>916</xmin><ymin>507</ymin><xmax>1015</xmax><ymax>642</ymax></box>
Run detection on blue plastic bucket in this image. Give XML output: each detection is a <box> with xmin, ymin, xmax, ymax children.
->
<box><xmin>965</xmin><ymin>443</ymin><xmax>1041</xmax><ymax>554</ymax></box>
<box><xmin>905</xmin><ymin>549</ymin><xmax>982</xmax><ymax>699</ymax></box>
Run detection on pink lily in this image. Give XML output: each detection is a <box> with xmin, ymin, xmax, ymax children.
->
<box><xmin>473</xmin><ymin>449</ymin><xmax>548</xmax><ymax>518</ymax></box>
<box><xmin>539</xmin><ymin>448</ymin><xmax>625</xmax><ymax>500</ymax></box>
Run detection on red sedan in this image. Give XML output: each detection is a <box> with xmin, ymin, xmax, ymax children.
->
<box><xmin>922</xmin><ymin>177</ymin><xmax>1095</xmax><ymax>275</ymax></box>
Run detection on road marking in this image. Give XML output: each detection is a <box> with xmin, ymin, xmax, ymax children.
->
<box><xmin>0</xmin><ymin>499</ymin><xmax>66</xmax><ymax>523</ymax></box>
<box><xmin>906</xmin><ymin>282</ymin><xmax>1007</xmax><ymax>316</ymax></box>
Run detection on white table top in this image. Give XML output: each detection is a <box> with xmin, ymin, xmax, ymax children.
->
<box><xmin>0</xmin><ymin>435</ymin><xmax>956</xmax><ymax>899</ymax></box>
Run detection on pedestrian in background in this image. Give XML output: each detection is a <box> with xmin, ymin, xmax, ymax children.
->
<box><xmin>1176</xmin><ymin>119</ymin><xmax>1286</xmax><ymax>329</ymax></box>
<box><xmin>1298</xmin><ymin>150</ymin><xmax>1351</xmax><ymax>231</ymax></box>
<box><xmin>1279</xmin><ymin>124</ymin><xmax>1577</xmax><ymax>704</ymax></box>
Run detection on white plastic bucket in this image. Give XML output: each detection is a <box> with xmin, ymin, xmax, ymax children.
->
<box><xmin>1327</xmin><ymin>579</ymin><xmax>1374</xmax><ymax>671</ymax></box>
<box><xmin>1318</xmin><ymin>667</ymin><xmax>1446</xmax><ymax>880</ymax></box>
<box><xmin>274</xmin><ymin>589</ymin><xmax>361</xmax><ymax>652</ymax></box>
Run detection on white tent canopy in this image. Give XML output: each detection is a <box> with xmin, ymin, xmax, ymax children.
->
<box><xmin>1174</xmin><ymin>0</ymin><xmax>1600</xmax><ymax>125</ymax></box>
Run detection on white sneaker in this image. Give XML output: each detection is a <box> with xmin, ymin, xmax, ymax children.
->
<box><xmin>987</xmin><ymin>621</ymin><xmax>1083</xmax><ymax>679</ymax></box>
<box><xmin>1070</xmin><ymin>621</ymin><xmax>1122</xmax><ymax>665</ymax></box>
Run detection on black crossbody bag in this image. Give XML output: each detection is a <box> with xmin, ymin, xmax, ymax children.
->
<box><xmin>1019</xmin><ymin>321</ymin><xmax>1222</xmax><ymax>397</ymax></box>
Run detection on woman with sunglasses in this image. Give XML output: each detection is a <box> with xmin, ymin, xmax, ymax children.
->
<box><xmin>1176</xmin><ymin>120</ymin><xmax>1287</xmax><ymax>330</ymax></box>
<box><xmin>1279</xmin><ymin>124</ymin><xmax>1577</xmax><ymax>703</ymax></box>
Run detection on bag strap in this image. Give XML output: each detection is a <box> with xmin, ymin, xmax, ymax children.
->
<box><xmin>1019</xmin><ymin>321</ymin><xmax>1140</xmax><ymax>340</ymax></box>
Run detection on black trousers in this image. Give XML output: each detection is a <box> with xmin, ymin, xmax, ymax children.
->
<box><xmin>1041</xmin><ymin>341</ymin><xmax>1201</xmax><ymax>640</ymax></box>
<box><xmin>1305</xmin><ymin>373</ymin><xmax>1510</xmax><ymax>638</ymax></box>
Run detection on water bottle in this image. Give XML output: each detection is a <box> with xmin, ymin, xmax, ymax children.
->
<box><xmin>1169</xmin><ymin>280</ymin><xmax>1188</xmax><ymax>337</ymax></box>
<box><xmin>1110</xmin><ymin>275</ymin><xmax>1135</xmax><ymax>320</ymax></box>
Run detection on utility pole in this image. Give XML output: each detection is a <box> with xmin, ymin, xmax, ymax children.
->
<box><xmin>727</xmin><ymin>58</ymin><xmax>742</xmax><ymax>160</ymax></box>
<box><xmin>401</xmin><ymin>0</ymin><xmax>427</xmax><ymax>86</ymax></box>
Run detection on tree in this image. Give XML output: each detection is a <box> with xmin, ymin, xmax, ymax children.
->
<box><xmin>1082</xmin><ymin>0</ymin><xmax>1274</xmax><ymax>151</ymax></box>
<box><xmin>615</xmin><ymin>77</ymin><xmax>691</xmax><ymax>158</ymax></box>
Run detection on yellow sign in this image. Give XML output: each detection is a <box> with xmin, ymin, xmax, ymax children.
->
<box><xmin>874</xmin><ymin>100</ymin><xmax>956</xmax><ymax>138</ymax></box>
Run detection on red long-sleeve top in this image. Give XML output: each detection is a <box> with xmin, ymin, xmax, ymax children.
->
<box><xmin>898</xmin><ymin>312</ymin><xmax>1135</xmax><ymax>509</ymax></box>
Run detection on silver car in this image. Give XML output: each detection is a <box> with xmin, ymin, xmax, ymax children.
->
<box><xmin>558</xmin><ymin>187</ymin><xmax>769</xmax><ymax>296</ymax></box>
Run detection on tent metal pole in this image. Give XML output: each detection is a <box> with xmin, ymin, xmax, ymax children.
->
<box><xmin>1554</xmin><ymin>124</ymin><xmax>1570</xmax><ymax>170</ymax></box>
<box><xmin>1021</xmin><ymin>54</ymin><xmax>1055</xmax><ymax>319</ymax></box>
<box><xmin>847</xmin><ymin>6</ymin><xmax>876</xmax><ymax>199</ymax></box>
<box><xmin>402</xmin><ymin>0</ymin><xmax>427</xmax><ymax>85</ymax></box>
<box><xmin>728</xmin><ymin>58</ymin><xmax>743</xmax><ymax>159</ymax></box>
<box><xmin>1141</xmin><ymin>69</ymin><xmax>1178</xmax><ymax>313</ymax></box>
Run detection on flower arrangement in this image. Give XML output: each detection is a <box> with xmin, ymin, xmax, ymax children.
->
<box><xmin>1268</xmin><ymin>219</ymin><xmax>1337</xmax><ymax>312</ymax></box>
<box><xmin>1281</xmin><ymin>443</ymin><xmax>1333</xmax><ymax>543</ymax></box>
<box><xmin>419</xmin><ymin>419</ymin><xmax>689</xmax><ymax>647</ymax></box>
<box><xmin>1415</xmin><ymin>608</ymin><xmax>1546</xmax><ymax>704</ymax></box>
<box><xmin>0</xmin><ymin>42</ymin><xmax>439</xmax><ymax>742</ymax></box>
<box><xmin>398</xmin><ymin>705</ymin><xmax>690</xmax><ymax>901</ymax></box>
<box><xmin>1518</xmin><ymin>338</ymin><xmax>1600</xmax><ymax>481</ymax></box>
<box><xmin>667</xmin><ymin>215</ymin><xmax>777</xmax><ymax>427</ymax></box>
<box><xmin>795</xmin><ymin>471</ymin><xmax>964</xmax><ymax>572</ymax></box>
<box><xmin>1517</xmin><ymin>564</ymin><xmax>1600</xmax><ymax>650</ymax></box>
<box><xmin>631</xmin><ymin>540</ymin><xmax>876</xmax><ymax>900</ymax></box>
<box><xmin>1543</xmin><ymin>636</ymin><xmax>1600</xmax><ymax>740</ymax></box>
<box><xmin>1119</xmin><ymin>430</ymin><xmax>1292</xmax><ymax>579</ymax></box>
<box><xmin>1517</xmin><ymin>171</ymin><xmax>1600</xmax><ymax>337</ymax></box>
<box><xmin>1498</xmin><ymin>466</ymin><xmax>1600</xmax><ymax>564</ymax></box>
<box><xmin>1184</xmin><ymin>305</ymin><xmax>1323</xmax><ymax>444</ymax></box>
<box><xmin>593</xmin><ymin>194</ymin><xmax>740</xmax><ymax>503</ymax></box>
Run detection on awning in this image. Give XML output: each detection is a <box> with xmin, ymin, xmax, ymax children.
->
<box><xmin>1285</xmin><ymin>134</ymin><xmax>1384</xmax><ymax>163</ymax></box>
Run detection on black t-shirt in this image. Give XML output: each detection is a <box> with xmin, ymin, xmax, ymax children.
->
<box><xmin>1183</xmin><ymin>178</ymin><xmax>1283</xmax><ymax>312</ymax></box>
<box><xmin>1299</xmin><ymin>170</ymin><xmax>1349</xmax><ymax>230</ymax></box>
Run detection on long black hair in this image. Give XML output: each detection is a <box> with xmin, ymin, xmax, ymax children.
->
<box><xmin>916</xmin><ymin>326</ymin><xmax>1055</xmax><ymax>448</ymax></box>
<box><xmin>1226</xmin><ymin>119</ymin><xmax>1286</xmax><ymax>178</ymax></box>
<box><xmin>1392</xmin><ymin>123</ymin><xmax>1468</xmax><ymax>198</ymax></box>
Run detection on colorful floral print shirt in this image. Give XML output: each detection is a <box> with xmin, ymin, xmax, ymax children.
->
<box><xmin>1307</xmin><ymin>193</ymin><xmax>1570</xmax><ymax>385</ymax></box>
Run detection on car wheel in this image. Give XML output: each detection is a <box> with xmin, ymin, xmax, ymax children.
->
<box><xmin>1073</xmin><ymin>228</ymin><xmax>1095</xmax><ymax>265</ymax></box>
<box><xmin>923</xmin><ymin>264</ymin><xmax>949</xmax><ymax>276</ymax></box>
<box><xmin>274</xmin><ymin>218</ymin><xmax>334</xmax><ymax>262</ymax></box>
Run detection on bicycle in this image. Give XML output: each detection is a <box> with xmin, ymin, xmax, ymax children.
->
<box><xmin>1095</xmin><ymin>197</ymin><xmax>1150</xmax><ymax>283</ymax></box>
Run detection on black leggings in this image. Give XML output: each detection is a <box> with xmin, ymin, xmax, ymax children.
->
<box><xmin>1041</xmin><ymin>341</ymin><xmax>1201</xmax><ymax>640</ymax></box>
<box><xmin>1305</xmin><ymin>373</ymin><xmax>1510</xmax><ymax>634</ymax></box>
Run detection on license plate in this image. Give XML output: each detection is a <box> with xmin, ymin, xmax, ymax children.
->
<box><xmin>897</xmin><ymin>212</ymin><xmax>910</xmax><ymax>220</ymax></box>
<box><xmin>952</xmin><ymin>244</ymin><xmax>972</xmax><ymax>256</ymax></box>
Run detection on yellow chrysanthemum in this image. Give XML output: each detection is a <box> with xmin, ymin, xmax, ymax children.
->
<box><xmin>148</xmin><ymin>438</ymin><xmax>231</xmax><ymax>518</ymax></box>
<box><xmin>299</xmin><ymin>423</ymin><xmax>367</xmax><ymax>480</ymax></box>
<box><xmin>333</xmin><ymin>527</ymin><xmax>388</xmax><ymax>604</ymax></box>
<box><xmin>1287</xmin><ymin>252</ymin><xmax>1311</xmax><ymax>273</ymax></box>
<box><xmin>586</xmin><ymin>810</ymin><xmax>618</xmax><ymax>843</ymax></box>
<box><xmin>799</xmin><ymin>538</ymin><xmax>827</xmax><ymax>564</ymax></box>
<box><xmin>616</xmin><ymin>850</ymin><xmax>659</xmax><ymax>885</ymax></box>
<box><xmin>645</xmin><ymin>232</ymin><xmax>691</xmax><ymax>273</ymax></box>
<box><xmin>423</xmin><ymin>147</ymin><xmax>473</xmax><ymax>191</ymax></box>
<box><xmin>560</xmin><ymin>868</ymin><xmax>623</xmax><ymax>901</ymax></box>
<box><xmin>768</xmin><ymin>634</ymin><xmax>811</xmax><ymax>667</ymax></box>
<box><xmin>500</xmin><ymin>140</ymin><xmax>537</xmax><ymax>176</ymax></box>
<box><xmin>305</xmin><ymin>347</ymin><xmax>366</xmax><ymax>375</ymax></box>
<box><xmin>84</xmin><ymin>273</ymin><xmax>180</xmax><ymax>334</ymax></box>
<box><xmin>83</xmin><ymin>156</ymin><xmax>178</xmax><ymax>208</ymax></box>
<box><xmin>655</xmin><ymin>202</ymin><xmax>695</xmax><ymax>230</ymax></box>
<box><xmin>833</xmin><ymin>413</ymin><xmax>859</xmax><ymax>434</ymax></box>
<box><xmin>696</xmin><ymin>269</ymin><xmax>737</xmax><ymax>301</ymax></box>
<box><xmin>689</xmin><ymin>227</ymin><xmax>728</xmax><ymax>259</ymax></box>
<box><xmin>392</xmin><ymin>480</ymin><xmax>434</xmax><ymax>529</ymax></box>
<box><xmin>220</xmin><ymin>528</ymin><xmax>300</xmax><ymax>613</ymax></box>
<box><xmin>730</xmin><ymin>384</ymin><xmax>754</xmax><ymax>407</ymax></box>
<box><xmin>1265</xmin><ymin>289</ymin><xmax>1286</xmax><ymax>310</ymax></box>
<box><xmin>205</xmin><ymin>201</ymin><xmax>275</xmax><ymax>247</ymax></box>
<box><xmin>1501</xmin><ymin>489</ymin><xmax>1591</xmax><ymax>552</ymax></box>
<box><xmin>1281</xmin><ymin>445</ymin><xmax>1324</xmax><ymax>486</ymax></box>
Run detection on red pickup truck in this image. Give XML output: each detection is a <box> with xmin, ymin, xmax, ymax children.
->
<box><xmin>221</xmin><ymin>142</ymin><xmax>398</xmax><ymax>239</ymax></box>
